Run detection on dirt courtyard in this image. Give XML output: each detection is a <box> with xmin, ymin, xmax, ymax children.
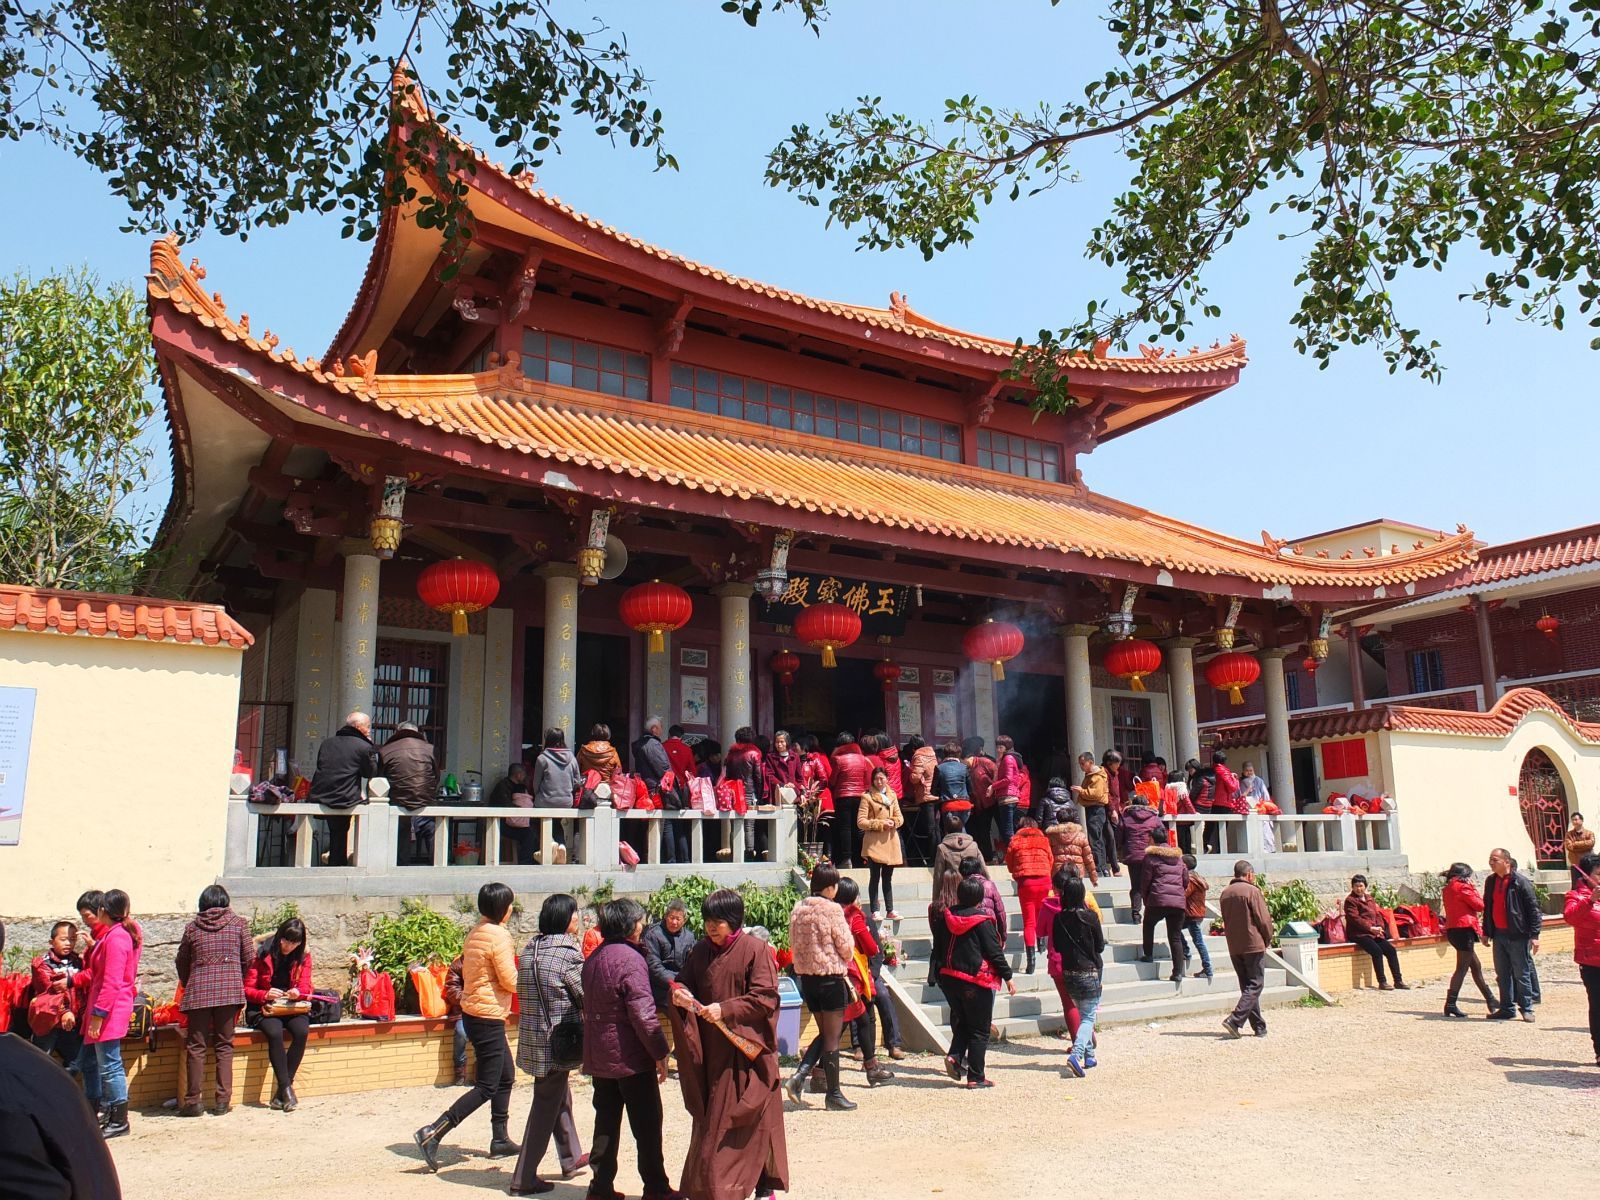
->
<box><xmin>112</xmin><ymin>960</ymin><xmax>1596</xmax><ymax>1200</ymax></box>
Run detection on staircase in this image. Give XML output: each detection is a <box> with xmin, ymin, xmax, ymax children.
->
<box><xmin>842</xmin><ymin>867</ymin><xmax>1307</xmax><ymax>1047</ymax></box>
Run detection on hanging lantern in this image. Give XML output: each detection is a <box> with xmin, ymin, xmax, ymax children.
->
<box><xmin>794</xmin><ymin>602</ymin><xmax>861</xmax><ymax>668</ymax></box>
<box><xmin>417</xmin><ymin>557</ymin><xmax>500</xmax><ymax>636</ymax></box>
<box><xmin>1103</xmin><ymin>638</ymin><xmax>1162</xmax><ymax>692</ymax></box>
<box><xmin>873</xmin><ymin>659</ymin><xmax>902</xmax><ymax>693</ymax></box>
<box><xmin>619</xmin><ymin>580</ymin><xmax>693</xmax><ymax>653</ymax></box>
<box><xmin>1536</xmin><ymin>614</ymin><xmax>1561</xmax><ymax>641</ymax></box>
<box><xmin>770</xmin><ymin>648</ymin><xmax>801</xmax><ymax>701</ymax></box>
<box><xmin>1302</xmin><ymin>656</ymin><xmax>1319</xmax><ymax>676</ymax></box>
<box><xmin>1205</xmin><ymin>651</ymin><xmax>1262</xmax><ymax>706</ymax></box>
<box><xmin>963</xmin><ymin>618</ymin><xmax>1025</xmax><ymax>682</ymax></box>
<box><xmin>1309</xmin><ymin>636</ymin><xmax>1329</xmax><ymax>660</ymax></box>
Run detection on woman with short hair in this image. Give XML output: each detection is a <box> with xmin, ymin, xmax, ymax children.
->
<box><xmin>415</xmin><ymin>882</ymin><xmax>521</xmax><ymax>1171</ymax></box>
<box><xmin>783</xmin><ymin>863</ymin><xmax>858</xmax><ymax>1111</ymax></box>
<box><xmin>244</xmin><ymin>916</ymin><xmax>314</xmax><ymax>1111</ymax></box>
<box><xmin>669</xmin><ymin>888</ymin><xmax>789</xmax><ymax>1200</ymax></box>
<box><xmin>1343</xmin><ymin>874</ymin><xmax>1409</xmax><ymax>991</ymax></box>
<box><xmin>509</xmin><ymin>893</ymin><xmax>588</xmax><ymax>1195</ymax></box>
<box><xmin>175</xmin><ymin>883</ymin><xmax>254</xmax><ymax>1118</ymax></box>
<box><xmin>581</xmin><ymin>899</ymin><xmax>681</xmax><ymax>1200</ymax></box>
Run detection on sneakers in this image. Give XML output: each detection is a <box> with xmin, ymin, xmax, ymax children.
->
<box><xmin>872</xmin><ymin>909</ymin><xmax>886</xmax><ymax>921</ymax></box>
<box><xmin>886</xmin><ymin>910</ymin><xmax>902</xmax><ymax>921</ymax></box>
<box><xmin>1521</xmin><ymin>1011</ymin><xmax>1536</xmax><ymax>1023</ymax></box>
<box><xmin>1083</xmin><ymin>1053</ymin><xmax>1097</xmax><ymax>1070</ymax></box>
<box><xmin>1065</xmin><ymin>1054</ymin><xmax>1086</xmax><ymax>1078</ymax></box>
<box><xmin>1221</xmin><ymin>1019</ymin><xmax>1243</xmax><ymax>1039</ymax></box>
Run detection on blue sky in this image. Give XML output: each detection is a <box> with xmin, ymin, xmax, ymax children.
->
<box><xmin>3</xmin><ymin>1</ymin><xmax>1592</xmax><ymax>547</ymax></box>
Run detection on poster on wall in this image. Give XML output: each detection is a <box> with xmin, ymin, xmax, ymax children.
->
<box><xmin>0</xmin><ymin>685</ymin><xmax>38</xmax><ymax>846</ymax></box>
<box><xmin>680</xmin><ymin>675</ymin><xmax>709</xmax><ymax>726</ymax></box>
<box><xmin>933</xmin><ymin>692</ymin><xmax>958</xmax><ymax>739</ymax></box>
<box><xmin>897</xmin><ymin>690</ymin><xmax>923</xmax><ymax>739</ymax></box>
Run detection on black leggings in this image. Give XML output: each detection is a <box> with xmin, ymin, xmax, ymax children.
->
<box><xmin>832</xmin><ymin>796</ymin><xmax>863</xmax><ymax>867</ymax></box>
<box><xmin>1582</xmin><ymin>965</ymin><xmax>1600</xmax><ymax>1061</ymax></box>
<box><xmin>446</xmin><ymin>1014</ymin><xmax>514</xmax><ymax>1125</ymax></box>
<box><xmin>944</xmin><ymin>977</ymin><xmax>996</xmax><ymax>1083</ymax></box>
<box><xmin>1351</xmin><ymin>934</ymin><xmax>1403</xmax><ymax>985</ymax></box>
<box><xmin>1447</xmin><ymin>928</ymin><xmax>1494</xmax><ymax>1004</ymax></box>
<box><xmin>256</xmin><ymin>1013</ymin><xmax>310</xmax><ymax>1090</ymax></box>
<box><xmin>1142</xmin><ymin>906</ymin><xmax>1186</xmax><ymax>974</ymax></box>
<box><xmin>868</xmin><ymin>864</ymin><xmax>896</xmax><ymax>913</ymax></box>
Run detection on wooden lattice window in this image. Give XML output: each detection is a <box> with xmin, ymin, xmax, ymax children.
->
<box><xmin>373</xmin><ymin>639</ymin><xmax>449</xmax><ymax>765</ymax></box>
<box><xmin>1407</xmin><ymin>649</ymin><xmax>1445</xmax><ymax>693</ymax></box>
<box><xmin>1110</xmin><ymin>696</ymin><xmax>1154</xmax><ymax>763</ymax></box>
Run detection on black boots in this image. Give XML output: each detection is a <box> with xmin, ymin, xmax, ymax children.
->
<box><xmin>101</xmin><ymin>1102</ymin><xmax>130</xmax><ymax>1139</ymax></box>
<box><xmin>1444</xmin><ymin>995</ymin><xmax>1468</xmax><ymax>1018</ymax></box>
<box><xmin>1025</xmin><ymin>946</ymin><xmax>1036</xmax><ymax>975</ymax></box>
<box><xmin>414</xmin><ymin>1111</ymin><xmax>457</xmax><ymax>1172</ymax></box>
<box><xmin>823</xmin><ymin>1051</ymin><xmax>855</xmax><ymax>1111</ymax></box>
<box><xmin>489</xmin><ymin>1116</ymin><xmax>520</xmax><ymax>1158</ymax></box>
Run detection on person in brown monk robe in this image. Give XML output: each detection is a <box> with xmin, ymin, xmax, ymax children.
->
<box><xmin>668</xmin><ymin>889</ymin><xmax>789</xmax><ymax>1200</ymax></box>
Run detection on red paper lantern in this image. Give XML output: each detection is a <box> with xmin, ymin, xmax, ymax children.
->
<box><xmin>1205</xmin><ymin>651</ymin><xmax>1261</xmax><ymax>705</ymax></box>
<box><xmin>1302</xmin><ymin>655</ymin><xmax>1319</xmax><ymax>676</ymax></box>
<box><xmin>619</xmin><ymin>580</ymin><xmax>693</xmax><ymax>653</ymax></box>
<box><xmin>1536</xmin><ymin>614</ymin><xmax>1561</xmax><ymax>641</ymax></box>
<box><xmin>794</xmin><ymin>603</ymin><xmax>862</xmax><ymax>668</ymax></box>
<box><xmin>873</xmin><ymin>659</ymin><xmax>902</xmax><ymax>693</ymax></box>
<box><xmin>770</xmin><ymin>648</ymin><xmax>801</xmax><ymax>701</ymax></box>
<box><xmin>1103</xmin><ymin>638</ymin><xmax>1162</xmax><ymax>692</ymax></box>
<box><xmin>963</xmin><ymin>618</ymin><xmax>1025</xmax><ymax>681</ymax></box>
<box><xmin>417</xmin><ymin>557</ymin><xmax>500</xmax><ymax>636</ymax></box>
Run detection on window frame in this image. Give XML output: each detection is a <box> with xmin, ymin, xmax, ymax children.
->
<box><xmin>522</xmin><ymin>330</ymin><xmax>651</xmax><ymax>401</ymax></box>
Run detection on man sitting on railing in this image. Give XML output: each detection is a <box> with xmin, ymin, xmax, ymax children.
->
<box><xmin>308</xmin><ymin>711</ymin><xmax>379</xmax><ymax>867</ymax></box>
<box><xmin>380</xmin><ymin>721</ymin><xmax>439</xmax><ymax>865</ymax></box>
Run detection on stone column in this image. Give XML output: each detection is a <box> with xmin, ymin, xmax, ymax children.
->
<box><xmin>1345</xmin><ymin>624</ymin><xmax>1366</xmax><ymax>711</ymax></box>
<box><xmin>971</xmin><ymin>663</ymin><xmax>997</xmax><ymax>749</ymax></box>
<box><xmin>645</xmin><ymin>631</ymin><xmax>673</xmax><ymax>727</ymax></box>
<box><xmin>1261</xmin><ymin>649</ymin><xmax>1296</xmax><ymax>811</ymax></box>
<box><xmin>481</xmin><ymin>608</ymin><xmax>514</xmax><ymax>774</ymax></box>
<box><xmin>1060</xmin><ymin>624</ymin><xmax>1097</xmax><ymax>758</ymax></box>
<box><xmin>715</xmin><ymin>583</ymin><xmax>754</xmax><ymax>740</ymax></box>
<box><xmin>339</xmin><ymin>551</ymin><xmax>381</xmax><ymax>718</ymax></box>
<box><xmin>539</xmin><ymin>564</ymin><xmax>580</xmax><ymax>740</ymax></box>
<box><xmin>292</xmin><ymin>588</ymin><xmax>337</xmax><ymax>766</ymax></box>
<box><xmin>1471</xmin><ymin>595</ymin><xmax>1498</xmax><ymax>709</ymax></box>
<box><xmin>1164</xmin><ymin>637</ymin><xmax>1200</xmax><ymax>767</ymax></box>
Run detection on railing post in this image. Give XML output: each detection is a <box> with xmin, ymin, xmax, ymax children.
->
<box><xmin>1338</xmin><ymin>813</ymin><xmax>1358</xmax><ymax>854</ymax></box>
<box><xmin>485</xmin><ymin>816</ymin><xmax>502</xmax><ymax>867</ymax></box>
<box><xmin>1244</xmin><ymin>812</ymin><xmax>1265</xmax><ymax>859</ymax></box>
<box><xmin>592</xmin><ymin>806</ymin><xmax>621</xmax><ymax>870</ymax></box>
<box><xmin>434</xmin><ymin>816</ymin><xmax>450</xmax><ymax>867</ymax></box>
<box><xmin>775</xmin><ymin>807</ymin><xmax>798</xmax><ymax>865</ymax></box>
<box><xmin>689</xmin><ymin>814</ymin><xmax>705</xmax><ymax>866</ymax></box>
<box><xmin>357</xmin><ymin>801</ymin><xmax>391</xmax><ymax>873</ymax></box>
<box><xmin>293</xmin><ymin>813</ymin><xmax>315</xmax><ymax>869</ymax></box>
<box><xmin>1386</xmin><ymin>810</ymin><xmax>1403</xmax><ymax>854</ymax></box>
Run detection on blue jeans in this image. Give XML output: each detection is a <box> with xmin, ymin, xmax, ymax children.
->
<box><xmin>995</xmin><ymin>803</ymin><xmax>1018</xmax><ymax>849</ymax></box>
<box><xmin>1063</xmin><ymin>975</ymin><xmax>1100</xmax><ymax>1061</ymax></box>
<box><xmin>1492</xmin><ymin>936</ymin><xmax>1535</xmax><ymax>1015</ymax></box>
<box><xmin>92</xmin><ymin>1040</ymin><xmax>128</xmax><ymax>1105</ymax></box>
<box><xmin>453</xmin><ymin>1017</ymin><xmax>468</xmax><ymax>1069</ymax></box>
<box><xmin>77</xmin><ymin>1041</ymin><xmax>101</xmax><ymax>1105</ymax></box>
<box><xmin>1182</xmin><ymin>918</ymin><xmax>1213</xmax><ymax>973</ymax></box>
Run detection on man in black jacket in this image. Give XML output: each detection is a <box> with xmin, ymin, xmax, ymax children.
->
<box><xmin>0</xmin><ymin>921</ymin><xmax>122</xmax><ymax>1199</ymax></box>
<box><xmin>633</xmin><ymin>716</ymin><xmax>687</xmax><ymax>863</ymax></box>
<box><xmin>308</xmin><ymin>712</ymin><xmax>378</xmax><ymax>866</ymax></box>
<box><xmin>1482</xmin><ymin>846</ymin><xmax>1542</xmax><ymax>1021</ymax></box>
<box><xmin>641</xmin><ymin>900</ymin><xmax>696</xmax><ymax>1067</ymax></box>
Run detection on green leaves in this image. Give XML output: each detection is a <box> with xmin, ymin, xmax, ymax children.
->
<box><xmin>765</xmin><ymin>0</ymin><xmax>1600</xmax><ymax>400</ymax></box>
<box><xmin>357</xmin><ymin>898</ymin><xmax>468</xmax><ymax>995</ymax></box>
<box><xmin>0</xmin><ymin>268</ymin><xmax>160</xmax><ymax>593</ymax></box>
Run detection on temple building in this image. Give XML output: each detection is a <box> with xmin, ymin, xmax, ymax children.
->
<box><xmin>146</xmin><ymin>97</ymin><xmax>1491</xmax><ymax>880</ymax></box>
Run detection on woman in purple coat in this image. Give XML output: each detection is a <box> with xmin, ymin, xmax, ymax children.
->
<box><xmin>581</xmin><ymin>899</ymin><xmax>683</xmax><ymax>1200</ymax></box>
<box><xmin>83</xmin><ymin>889</ymin><xmax>143</xmax><ymax>1139</ymax></box>
<box><xmin>1138</xmin><ymin>838</ymin><xmax>1191</xmax><ymax>981</ymax></box>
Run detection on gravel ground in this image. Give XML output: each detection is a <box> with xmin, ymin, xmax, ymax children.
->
<box><xmin>112</xmin><ymin>959</ymin><xmax>1596</xmax><ymax>1200</ymax></box>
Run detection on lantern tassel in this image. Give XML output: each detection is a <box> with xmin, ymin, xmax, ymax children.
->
<box><xmin>451</xmin><ymin>607</ymin><xmax>468</xmax><ymax>637</ymax></box>
<box><xmin>1130</xmin><ymin>675</ymin><xmax>1146</xmax><ymax>693</ymax></box>
<box><xmin>992</xmin><ymin>659</ymin><xmax>1006</xmax><ymax>682</ymax></box>
<box><xmin>1227</xmin><ymin>685</ymin><xmax>1244</xmax><ymax>705</ymax></box>
<box><xmin>821</xmin><ymin>644</ymin><xmax>837</xmax><ymax>669</ymax></box>
<box><xmin>648</xmin><ymin>629</ymin><xmax>665</xmax><ymax>654</ymax></box>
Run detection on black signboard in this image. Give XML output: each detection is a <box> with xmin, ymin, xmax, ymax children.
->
<box><xmin>759</xmin><ymin>572</ymin><xmax>914</xmax><ymax>637</ymax></box>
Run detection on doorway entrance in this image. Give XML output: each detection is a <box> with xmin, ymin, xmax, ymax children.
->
<box><xmin>1518</xmin><ymin>748</ymin><xmax>1570</xmax><ymax>868</ymax></box>
<box><xmin>998</xmin><ymin>672</ymin><xmax>1068</xmax><ymax>783</ymax></box>
<box><xmin>1291</xmin><ymin>746</ymin><xmax>1319</xmax><ymax>813</ymax></box>
<box><xmin>576</xmin><ymin>633</ymin><xmax>632</xmax><ymax>747</ymax></box>
<box><xmin>774</xmin><ymin>657</ymin><xmax>885</xmax><ymax>745</ymax></box>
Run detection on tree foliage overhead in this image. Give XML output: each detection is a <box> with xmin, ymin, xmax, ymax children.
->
<box><xmin>766</xmin><ymin>0</ymin><xmax>1600</xmax><ymax>402</ymax></box>
<box><xmin>0</xmin><ymin>269</ymin><xmax>159</xmax><ymax>593</ymax></box>
<box><xmin>0</xmin><ymin>0</ymin><xmax>822</xmax><ymax>244</ymax></box>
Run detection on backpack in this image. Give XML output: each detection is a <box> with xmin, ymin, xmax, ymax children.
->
<box><xmin>124</xmin><ymin>991</ymin><xmax>155</xmax><ymax>1041</ymax></box>
<box><xmin>308</xmin><ymin>990</ymin><xmax>342</xmax><ymax>1024</ymax></box>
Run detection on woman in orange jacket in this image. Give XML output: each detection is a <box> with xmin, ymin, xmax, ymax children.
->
<box><xmin>1005</xmin><ymin>816</ymin><xmax>1056</xmax><ymax>974</ymax></box>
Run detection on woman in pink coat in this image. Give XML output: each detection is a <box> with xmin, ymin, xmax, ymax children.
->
<box><xmin>83</xmin><ymin>888</ymin><xmax>143</xmax><ymax>1138</ymax></box>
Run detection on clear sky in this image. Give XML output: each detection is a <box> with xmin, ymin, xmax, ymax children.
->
<box><xmin>3</xmin><ymin>1</ymin><xmax>1591</xmax><ymax>547</ymax></box>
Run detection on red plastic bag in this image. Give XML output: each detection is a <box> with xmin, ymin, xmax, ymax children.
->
<box><xmin>612</xmin><ymin>774</ymin><xmax>636</xmax><ymax>812</ymax></box>
<box><xmin>0</xmin><ymin>972</ymin><xmax>30</xmax><ymax>1034</ymax></box>
<box><xmin>358</xmin><ymin>968</ymin><xmax>396</xmax><ymax>1021</ymax></box>
<box><xmin>618</xmin><ymin>840</ymin><xmax>641</xmax><ymax>867</ymax></box>
<box><xmin>716</xmin><ymin>779</ymin><xmax>743</xmax><ymax>813</ymax></box>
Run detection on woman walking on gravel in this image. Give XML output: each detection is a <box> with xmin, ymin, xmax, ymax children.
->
<box><xmin>1051</xmin><ymin>875</ymin><xmax>1105</xmax><ymax>1078</ymax></box>
<box><xmin>784</xmin><ymin>864</ymin><xmax>858</xmax><ymax>1111</ymax></box>
<box><xmin>936</xmin><ymin>875</ymin><xmax>1016</xmax><ymax>1089</ymax></box>
<box><xmin>1441</xmin><ymin>863</ymin><xmax>1497</xmax><ymax>1018</ymax></box>
<box><xmin>1562</xmin><ymin>852</ymin><xmax>1600</xmax><ymax>1065</ymax></box>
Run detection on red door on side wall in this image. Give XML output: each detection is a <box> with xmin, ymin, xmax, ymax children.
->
<box><xmin>1517</xmin><ymin>749</ymin><xmax>1570</xmax><ymax>869</ymax></box>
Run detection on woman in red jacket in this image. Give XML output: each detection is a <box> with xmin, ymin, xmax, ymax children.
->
<box><xmin>1004</xmin><ymin>817</ymin><xmax>1055</xmax><ymax>974</ymax></box>
<box><xmin>830</xmin><ymin>732</ymin><xmax>872</xmax><ymax>868</ymax></box>
<box><xmin>1563</xmin><ymin>852</ymin><xmax>1600</xmax><ymax>1064</ymax></box>
<box><xmin>244</xmin><ymin>918</ymin><xmax>315</xmax><ymax>1110</ymax></box>
<box><xmin>1441</xmin><ymin>863</ymin><xmax>1496</xmax><ymax>1018</ymax></box>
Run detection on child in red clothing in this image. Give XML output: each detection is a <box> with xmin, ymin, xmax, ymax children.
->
<box><xmin>1004</xmin><ymin>817</ymin><xmax>1055</xmax><ymax>974</ymax></box>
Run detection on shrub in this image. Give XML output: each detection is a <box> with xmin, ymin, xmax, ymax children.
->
<box><xmin>645</xmin><ymin>875</ymin><xmax>804</xmax><ymax>950</ymax></box>
<box><xmin>1258</xmin><ymin>877</ymin><xmax>1321</xmax><ymax>929</ymax></box>
<box><xmin>249</xmin><ymin>899</ymin><xmax>301</xmax><ymax>937</ymax></box>
<box><xmin>354</xmin><ymin>899</ymin><xmax>467</xmax><ymax>997</ymax></box>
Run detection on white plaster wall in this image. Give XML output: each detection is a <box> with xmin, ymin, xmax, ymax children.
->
<box><xmin>0</xmin><ymin>628</ymin><xmax>244</xmax><ymax>915</ymax></box>
<box><xmin>1382</xmin><ymin>711</ymin><xmax>1600</xmax><ymax>873</ymax></box>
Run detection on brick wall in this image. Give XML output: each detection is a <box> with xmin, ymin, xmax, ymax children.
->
<box><xmin>1381</xmin><ymin>610</ymin><xmax>1480</xmax><ymax>696</ymax></box>
<box><xmin>1192</xmin><ymin>662</ymin><xmax>1318</xmax><ymax>724</ymax></box>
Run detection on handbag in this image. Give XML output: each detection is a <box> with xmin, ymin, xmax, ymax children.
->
<box><xmin>27</xmin><ymin>990</ymin><xmax>69</xmax><ymax>1037</ymax></box>
<box><xmin>506</xmin><ymin>791</ymin><xmax>534</xmax><ymax>829</ymax></box>
<box><xmin>688</xmin><ymin>776</ymin><xmax>717</xmax><ymax>815</ymax></box>
<box><xmin>580</xmin><ymin>770</ymin><xmax>611</xmax><ymax>810</ymax></box>
<box><xmin>534</xmin><ymin>942</ymin><xmax>584</xmax><ymax>1070</ymax></box>
<box><xmin>612</xmin><ymin>774</ymin><xmax>637</xmax><ymax>812</ymax></box>
<box><xmin>262</xmin><ymin>998</ymin><xmax>313</xmax><ymax>1019</ymax></box>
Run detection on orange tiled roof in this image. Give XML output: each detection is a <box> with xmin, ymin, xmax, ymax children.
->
<box><xmin>0</xmin><ymin>584</ymin><xmax>254</xmax><ymax>648</ymax></box>
<box><xmin>382</xmin><ymin>89</ymin><xmax>1250</xmax><ymax>377</ymax></box>
<box><xmin>149</xmin><ymin>244</ymin><xmax>1471</xmax><ymax>592</ymax></box>
<box><xmin>1211</xmin><ymin>688</ymin><xmax>1600</xmax><ymax>748</ymax></box>
<box><xmin>1466</xmin><ymin>523</ymin><xmax>1600</xmax><ymax>586</ymax></box>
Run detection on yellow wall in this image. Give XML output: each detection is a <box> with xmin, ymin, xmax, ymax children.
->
<box><xmin>1381</xmin><ymin>711</ymin><xmax>1600</xmax><ymax>874</ymax></box>
<box><xmin>0</xmin><ymin>628</ymin><xmax>243</xmax><ymax>915</ymax></box>
<box><xmin>1321</xmin><ymin>924</ymin><xmax>1575</xmax><ymax>993</ymax></box>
